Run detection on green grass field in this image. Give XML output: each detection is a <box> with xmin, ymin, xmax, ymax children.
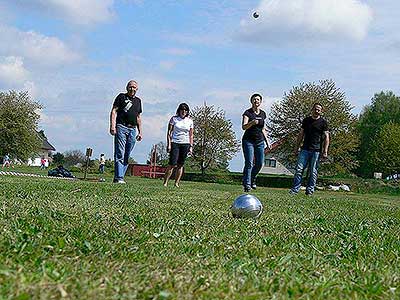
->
<box><xmin>0</xmin><ymin>174</ymin><xmax>399</xmax><ymax>299</ymax></box>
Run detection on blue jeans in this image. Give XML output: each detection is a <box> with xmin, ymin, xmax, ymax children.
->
<box><xmin>291</xmin><ymin>150</ymin><xmax>320</xmax><ymax>194</ymax></box>
<box><xmin>114</xmin><ymin>124</ymin><xmax>137</xmax><ymax>181</ymax></box>
<box><xmin>242</xmin><ymin>139</ymin><xmax>265</xmax><ymax>188</ymax></box>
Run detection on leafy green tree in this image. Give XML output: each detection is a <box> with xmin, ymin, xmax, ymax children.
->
<box><xmin>371</xmin><ymin>122</ymin><xmax>400</xmax><ymax>177</ymax></box>
<box><xmin>52</xmin><ymin>152</ymin><xmax>65</xmax><ymax>166</ymax></box>
<box><xmin>357</xmin><ymin>91</ymin><xmax>400</xmax><ymax>177</ymax></box>
<box><xmin>0</xmin><ymin>90</ymin><xmax>42</xmax><ymax>160</ymax></box>
<box><xmin>63</xmin><ymin>150</ymin><xmax>86</xmax><ymax>167</ymax></box>
<box><xmin>267</xmin><ymin>79</ymin><xmax>359</xmax><ymax>175</ymax></box>
<box><xmin>191</xmin><ymin>103</ymin><xmax>240</xmax><ymax>175</ymax></box>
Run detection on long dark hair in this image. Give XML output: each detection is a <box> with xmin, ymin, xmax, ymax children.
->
<box><xmin>176</xmin><ymin>103</ymin><xmax>190</xmax><ymax>118</ymax></box>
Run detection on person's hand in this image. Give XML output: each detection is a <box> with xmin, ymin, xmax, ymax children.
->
<box><xmin>136</xmin><ymin>133</ymin><xmax>142</xmax><ymax>141</ymax></box>
<box><xmin>252</xmin><ymin>119</ymin><xmax>259</xmax><ymax>125</ymax></box>
<box><xmin>189</xmin><ymin>145</ymin><xmax>193</xmax><ymax>155</ymax></box>
<box><xmin>167</xmin><ymin>144</ymin><xmax>171</xmax><ymax>153</ymax></box>
<box><xmin>293</xmin><ymin>147</ymin><xmax>300</xmax><ymax>156</ymax></box>
<box><xmin>322</xmin><ymin>152</ymin><xmax>328</xmax><ymax>160</ymax></box>
<box><xmin>110</xmin><ymin>127</ymin><xmax>116</xmax><ymax>136</ymax></box>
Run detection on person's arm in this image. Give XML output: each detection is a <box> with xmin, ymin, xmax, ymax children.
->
<box><xmin>262</xmin><ymin>128</ymin><xmax>270</xmax><ymax>149</ymax></box>
<box><xmin>166</xmin><ymin>123</ymin><xmax>174</xmax><ymax>152</ymax></box>
<box><xmin>242</xmin><ymin>115</ymin><xmax>258</xmax><ymax>130</ymax></box>
<box><xmin>109</xmin><ymin>107</ymin><xmax>118</xmax><ymax>135</ymax></box>
<box><xmin>293</xmin><ymin>128</ymin><xmax>305</xmax><ymax>155</ymax></box>
<box><xmin>136</xmin><ymin>113</ymin><xmax>142</xmax><ymax>141</ymax></box>
<box><xmin>189</xmin><ymin>127</ymin><xmax>194</xmax><ymax>154</ymax></box>
<box><xmin>322</xmin><ymin>131</ymin><xmax>330</xmax><ymax>158</ymax></box>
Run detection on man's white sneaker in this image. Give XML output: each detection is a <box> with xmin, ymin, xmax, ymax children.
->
<box><xmin>114</xmin><ymin>180</ymin><xmax>126</xmax><ymax>184</ymax></box>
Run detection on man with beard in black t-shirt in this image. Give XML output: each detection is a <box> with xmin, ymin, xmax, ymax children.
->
<box><xmin>109</xmin><ymin>80</ymin><xmax>143</xmax><ymax>183</ymax></box>
<box><xmin>290</xmin><ymin>103</ymin><xmax>330</xmax><ymax>195</ymax></box>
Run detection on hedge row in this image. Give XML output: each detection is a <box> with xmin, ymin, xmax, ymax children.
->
<box><xmin>182</xmin><ymin>172</ymin><xmax>400</xmax><ymax>195</ymax></box>
<box><xmin>182</xmin><ymin>172</ymin><xmax>293</xmax><ymax>188</ymax></box>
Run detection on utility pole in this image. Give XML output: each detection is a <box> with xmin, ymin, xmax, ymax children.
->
<box><xmin>84</xmin><ymin>147</ymin><xmax>93</xmax><ymax>180</ymax></box>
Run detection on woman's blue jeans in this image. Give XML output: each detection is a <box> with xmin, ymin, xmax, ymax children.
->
<box><xmin>291</xmin><ymin>149</ymin><xmax>320</xmax><ymax>195</ymax></box>
<box><xmin>114</xmin><ymin>124</ymin><xmax>137</xmax><ymax>181</ymax></box>
<box><xmin>242</xmin><ymin>139</ymin><xmax>265</xmax><ymax>189</ymax></box>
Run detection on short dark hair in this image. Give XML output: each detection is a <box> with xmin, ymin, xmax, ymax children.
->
<box><xmin>126</xmin><ymin>80</ymin><xmax>138</xmax><ymax>90</ymax></box>
<box><xmin>250</xmin><ymin>93</ymin><xmax>263</xmax><ymax>102</ymax></box>
<box><xmin>176</xmin><ymin>103</ymin><xmax>190</xmax><ymax>117</ymax></box>
<box><xmin>312</xmin><ymin>102</ymin><xmax>323</xmax><ymax>109</ymax></box>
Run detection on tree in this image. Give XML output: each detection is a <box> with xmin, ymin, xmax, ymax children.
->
<box><xmin>267</xmin><ymin>79</ymin><xmax>359</xmax><ymax>175</ymax></box>
<box><xmin>371</xmin><ymin>122</ymin><xmax>400</xmax><ymax>177</ymax></box>
<box><xmin>0</xmin><ymin>90</ymin><xmax>42</xmax><ymax>160</ymax></box>
<box><xmin>146</xmin><ymin>141</ymin><xmax>169</xmax><ymax>166</ymax></box>
<box><xmin>52</xmin><ymin>152</ymin><xmax>65</xmax><ymax>166</ymax></box>
<box><xmin>191</xmin><ymin>103</ymin><xmax>240</xmax><ymax>175</ymax></box>
<box><xmin>63</xmin><ymin>150</ymin><xmax>86</xmax><ymax>167</ymax></box>
<box><xmin>357</xmin><ymin>91</ymin><xmax>400</xmax><ymax>177</ymax></box>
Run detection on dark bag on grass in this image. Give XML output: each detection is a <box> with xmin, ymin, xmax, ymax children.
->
<box><xmin>48</xmin><ymin>166</ymin><xmax>75</xmax><ymax>178</ymax></box>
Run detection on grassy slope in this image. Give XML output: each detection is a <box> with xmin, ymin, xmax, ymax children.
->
<box><xmin>0</xmin><ymin>175</ymin><xmax>399</xmax><ymax>299</ymax></box>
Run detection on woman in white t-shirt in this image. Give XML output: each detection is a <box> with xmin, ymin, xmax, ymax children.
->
<box><xmin>163</xmin><ymin>103</ymin><xmax>194</xmax><ymax>187</ymax></box>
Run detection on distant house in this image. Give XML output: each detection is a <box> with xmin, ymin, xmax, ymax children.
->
<box><xmin>27</xmin><ymin>130</ymin><xmax>56</xmax><ymax>167</ymax></box>
<box><xmin>260</xmin><ymin>140</ymin><xmax>293</xmax><ymax>176</ymax></box>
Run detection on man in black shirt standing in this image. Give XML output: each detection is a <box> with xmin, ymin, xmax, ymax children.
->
<box><xmin>290</xmin><ymin>103</ymin><xmax>330</xmax><ymax>195</ymax></box>
<box><xmin>109</xmin><ymin>80</ymin><xmax>143</xmax><ymax>183</ymax></box>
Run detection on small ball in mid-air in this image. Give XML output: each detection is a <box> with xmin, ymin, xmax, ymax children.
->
<box><xmin>253</xmin><ymin>12</ymin><xmax>259</xmax><ymax>19</ymax></box>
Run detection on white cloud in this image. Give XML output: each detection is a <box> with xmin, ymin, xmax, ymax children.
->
<box><xmin>0</xmin><ymin>25</ymin><xmax>80</xmax><ymax>67</ymax></box>
<box><xmin>0</xmin><ymin>56</ymin><xmax>29</xmax><ymax>86</ymax></box>
<box><xmin>141</xmin><ymin>114</ymin><xmax>171</xmax><ymax>140</ymax></box>
<box><xmin>237</xmin><ymin>0</ymin><xmax>373</xmax><ymax>45</ymax></box>
<box><xmin>165</xmin><ymin>31</ymin><xmax>228</xmax><ymax>47</ymax></box>
<box><xmin>159</xmin><ymin>60</ymin><xmax>176</xmax><ymax>70</ymax></box>
<box><xmin>202</xmin><ymin>89</ymin><xmax>279</xmax><ymax>114</ymax></box>
<box><xmin>139</xmin><ymin>77</ymin><xmax>182</xmax><ymax>104</ymax></box>
<box><xmin>11</xmin><ymin>0</ymin><xmax>114</xmax><ymax>26</ymax></box>
<box><xmin>22</xmin><ymin>81</ymin><xmax>38</xmax><ymax>98</ymax></box>
<box><xmin>40</xmin><ymin>112</ymin><xmax>76</xmax><ymax>129</ymax></box>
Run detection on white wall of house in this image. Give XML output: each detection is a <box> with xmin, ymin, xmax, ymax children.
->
<box><xmin>27</xmin><ymin>150</ymin><xmax>51</xmax><ymax>167</ymax></box>
<box><xmin>260</xmin><ymin>155</ymin><xmax>293</xmax><ymax>176</ymax></box>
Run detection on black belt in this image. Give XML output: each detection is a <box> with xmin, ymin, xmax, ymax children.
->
<box><xmin>119</xmin><ymin>123</ymin><xmax>136</xmax><ymax>128</ymax></box>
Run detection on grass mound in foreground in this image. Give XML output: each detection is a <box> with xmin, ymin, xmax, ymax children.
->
<box><xmin>0</xmin><ymin>176</ymin><xmax>399</xmax><ymax>299</ymax></box>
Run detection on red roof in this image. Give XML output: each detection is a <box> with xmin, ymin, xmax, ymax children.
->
<box><xmin>265</xmin><ymin>139</ymin><xmax>284</xmax><ymax>154</ymax></box>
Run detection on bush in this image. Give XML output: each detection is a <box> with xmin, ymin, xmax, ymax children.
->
<box><xmin>319</xmin><ymin>178</ymin><xmax>400</xmax><ymax>195</ymax></box>
<box><xmin>182</xmin><ymin>172</ymin><xmax>400</xmax><ymax>195</ymax></box>
<box><xmin>183</xmin><ymin>172</ymin><xmax>293</xmax><ymax>188</ymax></box>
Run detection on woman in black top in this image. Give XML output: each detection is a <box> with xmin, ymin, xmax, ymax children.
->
<box><xmin>242</xmin><ymin>93</ymin><xmax>270</xmax><ymax>192</ymax></box>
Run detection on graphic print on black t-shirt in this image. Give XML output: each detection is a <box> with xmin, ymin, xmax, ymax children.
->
<box><xmin>301</xmin><ymin>116</ymin><xmax>328</xmax><ymax>151</ymax></box>
<box><xmin>113</xmin><ymin>93</ymin><xmax>142</xmax><ymax>127</ymax></box>
<box><xmin>242</xmin><ymin>108</ymin><xmax>266</xmax><ymax>143</ymax></box>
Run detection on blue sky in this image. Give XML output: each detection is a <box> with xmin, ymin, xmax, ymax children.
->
<box><xmin>0</xmin><ymin>0</ymin><xmax>399</xmax><ymax>171</ymax></box>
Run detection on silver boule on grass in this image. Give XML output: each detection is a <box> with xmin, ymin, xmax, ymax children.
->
<box><xmin>231</xmin><ymin>194</ymin><xmax>263</xmax><ymax>219</ymax></box>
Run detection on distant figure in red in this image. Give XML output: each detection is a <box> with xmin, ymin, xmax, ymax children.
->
<box><xmin>40</xmin><ymin>157</ymin><xmax>46</xmax><ymax>169</ymax></box>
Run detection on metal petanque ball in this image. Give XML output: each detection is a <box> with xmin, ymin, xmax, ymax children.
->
<box><xmin>231</xmin><ymin>194</ymin><xmax>263</xmax><ymax>219</ymax></box>
<box><xmin>253</xmin><ymin>11</ymin><xmax>259</xmax><ymax>18</ymax></box>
